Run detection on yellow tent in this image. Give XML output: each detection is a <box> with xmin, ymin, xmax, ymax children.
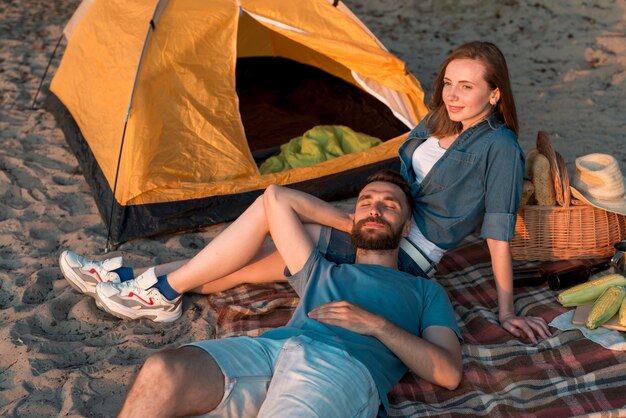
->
<box><xmin>48</xmin><ymin>0</ymin><xmax>428</xmax><ymax>245</ymax></box>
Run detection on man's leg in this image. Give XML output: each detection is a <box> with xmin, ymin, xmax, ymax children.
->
<box><xmin>119</xmin><ymin>346</ymin><xmax>224</xmax><ymax>418</ymax></box>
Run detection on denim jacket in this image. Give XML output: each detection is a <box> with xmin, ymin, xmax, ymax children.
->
<box><xmin>398</xmin><ymin>114</ymin><xmax>524</xmax><ymax>250</ymax></box>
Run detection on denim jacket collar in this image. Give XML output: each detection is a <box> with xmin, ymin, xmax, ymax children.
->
<box><xmin>410</xmin><ymin>113</ymin><xmax>504</xmax><ymax>141</ymax></box>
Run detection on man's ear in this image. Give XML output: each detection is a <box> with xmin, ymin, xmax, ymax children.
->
<box><xmin>402</xmin><ymin>219</ymin><xmax>413</xmax><ymax>237</ymax></box>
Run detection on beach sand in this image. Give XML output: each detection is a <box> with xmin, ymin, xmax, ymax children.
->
<box><xmin>1</xmin><ymin>0</ymin><xmax>625</xmax><ymax>416</ymax></box>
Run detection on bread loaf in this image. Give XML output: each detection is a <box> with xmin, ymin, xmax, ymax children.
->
<box><xmin>532</xmin><ymin>154</ymin><xmax>556</xmax><ymax>206</ymax></box>
<box><xmin>520</xmin><ymin>179</ymin><xmax>535</xmax><ymax>206</ymax></box>
<box><xmin>525</xmin><ymin>148</ymin><xmax>540</xmax><ymax>179</ymax></box>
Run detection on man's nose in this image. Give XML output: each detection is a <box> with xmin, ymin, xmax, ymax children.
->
<box><xmin>369</xmin><ymin>202</ymin><xmax>382</xmax><ymax>216</ymax></box>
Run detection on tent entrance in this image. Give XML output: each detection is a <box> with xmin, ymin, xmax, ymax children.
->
<box><xmin>236</xmin><ymin>57</ymin><xmax>409</xmax><ymax>165</ymax></box>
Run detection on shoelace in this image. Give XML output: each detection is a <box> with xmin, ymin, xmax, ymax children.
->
<box><xmin>116</xmin><ymin>279</ymin><xmax>147</xmax><ymax>294</ymax></box>
<box><xmin>84</xmin><ymin>258</ymin><xmax>111</xmax><ymax>274</ymax></box>
<box><xmin>115</xmin><ymin>278</ymin><xmax>170</xmax><ymax>304</ymax></box>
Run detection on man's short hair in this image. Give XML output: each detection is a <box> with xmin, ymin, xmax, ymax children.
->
<box><xmin>362</xmin><ymin>169</ymin><xmax>414</xmax><ymax>212</ymax></box>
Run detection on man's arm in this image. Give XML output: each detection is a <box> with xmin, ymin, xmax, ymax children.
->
<box><xmin>308</xmin><ymin>301</ymin><xmax>463</xmax><ymax>390</ymax></box>
<box><xmin>263</xmin><ymin>184</ymin><xmax>350</xmax><ymax>274</ymax></box>
<box><xmin>267</xmin><ymin>184</ymin><xmax>353</xmax><ymax>232</ymax></box>
<box><xmin>376</xmin><ymin>321</ymin><xmax>462</xmax><ymax>390</ymax></box>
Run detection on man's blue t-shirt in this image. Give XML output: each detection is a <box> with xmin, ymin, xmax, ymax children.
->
<box><xmin>262</xmin><ymin>250</ymin><xmax>462</xmax><ymax>412</ymax></box>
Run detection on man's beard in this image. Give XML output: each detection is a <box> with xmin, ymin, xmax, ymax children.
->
<box><xmin>350</xmin><ymin>216</ymin><xmax>403</xmax><ymax>251</ymax></box>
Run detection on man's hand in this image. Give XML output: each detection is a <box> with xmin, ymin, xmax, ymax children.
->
<box><xmin>309</xmin><ymin>300</ymin><xmax>463</xmax><ymax>390</ymax></box>
<box><xmin>308</xmin><ymin>301</ymin><xmax>387</xmax><ymax>337</ymax></box>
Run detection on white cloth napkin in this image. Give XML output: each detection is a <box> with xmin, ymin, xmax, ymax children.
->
<box><xmin>549</xmin><ymin>310</ymin><xmax>626</xmax><ymax>351</ymax></box>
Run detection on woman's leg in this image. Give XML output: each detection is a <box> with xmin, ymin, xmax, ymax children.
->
<box><xmin>150</xmin><ymin>225</ymin><xmax>321</xmax><ymax>295</ymax></box>
<box><xmin>131</xmin><ymin>248</ymin><xmax>283</xmax><ymax>294</ymax></box>
<box><xmin>140</xmin><ymin>196</ymin><xmax>321</xmax><ymax>295</ymax></box>
<box><xmin>134</xmin><ymin>230</ymin><xmax>323</xmax><ymax>295</ymax></box>
<box><xmin>141</xmin><ymin>260</ymin><xmax>188</xmax><ymax>278</ymax></box>
<box><xmin>188</xmin><ymin>243</ymin><xmax>286</xmax><ymax>294</ymax></box>
<box><xmin>156</xmin><ymin>196</ymin><xmax>272</xmax><ymax>294</ymax></box>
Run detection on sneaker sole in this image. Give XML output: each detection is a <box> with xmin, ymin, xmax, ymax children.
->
<box><xmin>95</xmin><ymin>287</ymin><xmax>182</xmax><ymax>323</ymax></box>
<box><xmin>59</xmin><ymin>251</ymin><xmax>96</xmax><ymax>296</ymax></box>
<box><xmin>94</xmin><ymin>299</ymin><xmax>106</xmax><ymax>311</ymax></box>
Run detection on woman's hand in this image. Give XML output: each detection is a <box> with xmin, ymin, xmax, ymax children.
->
<box><xmin>486</xmin><ymin>238</ymin><xmax>551</xmax><ymax>344</ymax></box>
<box><xmin>499</xmin><ymin>313</ymin><xmax>551</xmax><ymax>344</ymax></box>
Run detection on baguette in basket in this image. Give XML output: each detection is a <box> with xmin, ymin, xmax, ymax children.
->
<box><xmin>512</xmin><ymin>132</ymin><xmax>626</xmax><ymax>261</ymax></box>
<box><xmin>531</xmin><ymin>154</ymin><xmax>556</xmax><ymax>206</ymax></box>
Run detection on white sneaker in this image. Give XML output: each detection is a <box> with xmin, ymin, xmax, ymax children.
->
<box><xmin>59</xmin><ymin>250</ymin><xmax>123</xmax><ymax>296</ymax></box>
<box><xmin>95</xmin><ymin>268</ymin><xmax>182</xmax><ymax>323</ymax></box>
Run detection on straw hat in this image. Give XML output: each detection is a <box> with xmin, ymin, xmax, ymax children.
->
<box><xmin>570</xmin><ymin>153</ymin><xmax>626</xmax><ymax>216</ymax></box>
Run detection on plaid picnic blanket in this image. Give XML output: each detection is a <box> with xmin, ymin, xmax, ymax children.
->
<box><xmin>207</xmin><ymin>236</ymin><xmax>626</xmax><ymax>417</ymax></box>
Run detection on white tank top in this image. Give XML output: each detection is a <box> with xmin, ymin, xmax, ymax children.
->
<box><xmin>409</xmin><ymin>137</ymin><xmax>446</xmax><ymax>263</ymax></box>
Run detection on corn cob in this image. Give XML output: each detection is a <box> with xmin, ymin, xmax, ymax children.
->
<box><xmin>585</xmin><ymin>286</ymin><xmax>626</xmax><ymax>329</ymax></box>
<box><xmin>557</xmin><ymin>274</ymin><xmax>626</xmax><ymax>307</ymax></box>
<box><xmin>619</xmin><ymin>293</ymin><xmax>626</xmax><ymax>327</ymax></box>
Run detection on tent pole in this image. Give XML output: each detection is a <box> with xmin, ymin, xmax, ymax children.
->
<box><xmin>105</xmin><ymin>114</ymin><xmax>130</xmax><ymax>253</ymax></box>
<box><xmin>32</xmin><ymin>34</ymin><xmax>64</xmax><ymax>110</ymax></box>
<box><xmin>104</xmin><ymin>0</ymin><xmax>169</xmax><ymax>252</ymax></box>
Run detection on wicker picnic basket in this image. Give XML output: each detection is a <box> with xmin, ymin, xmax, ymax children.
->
<box><xmin>510</xmin><ymin>131</ymin><xmax>626</xmax><ymax>261</ymax></box>
<box><xmin>511</xmin><ymin>204</ymin><xmax>626</xmax><ymax>261</ymax></box>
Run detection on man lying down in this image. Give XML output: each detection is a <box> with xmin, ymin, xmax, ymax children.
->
<box><xmin>105</xmin><ymin>170</ymin><xmax>464</xmax><ymax>417</ymax></box>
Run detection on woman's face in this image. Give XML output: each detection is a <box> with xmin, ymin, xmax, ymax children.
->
<box><xmin>442</xmin><ymin>58</ymin><xmax>499</xmax><ymax>131</ymax></box>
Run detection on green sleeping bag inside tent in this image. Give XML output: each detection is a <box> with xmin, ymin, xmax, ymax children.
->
<box><xmin>259</xmin><ymin>126</ymin><xmax>382</xmax><ymax>174</ymax></box>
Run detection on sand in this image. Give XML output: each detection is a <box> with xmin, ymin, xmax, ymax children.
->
<box><xmin>1</xmin><ymin>0</ymin><xmax>625</xmax><ymax>416</ymax></box>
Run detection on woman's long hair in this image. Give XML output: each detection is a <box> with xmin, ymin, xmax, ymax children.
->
<box><xmin>426</xmin><ymin>41</ymin><xmax>519</xmax><ymax>138</ymax></box>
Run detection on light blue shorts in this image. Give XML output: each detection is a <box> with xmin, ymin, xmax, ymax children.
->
<box><xmin>188</xmin><ymin>335</ymin><xmax>380</xmax><ymax>418</ymax></box>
